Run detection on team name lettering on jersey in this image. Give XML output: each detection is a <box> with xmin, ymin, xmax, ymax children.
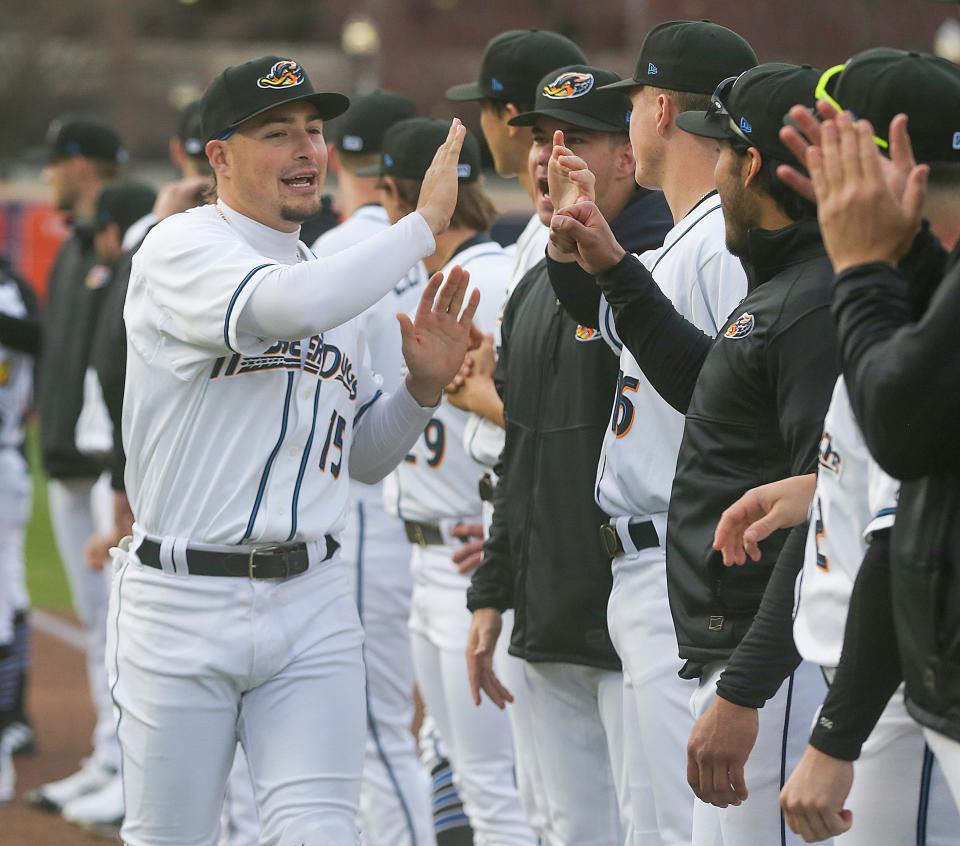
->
<box><xmin>209</xmin><ymin>335</ymin><xmax>359</xmax><ymax>399</ymax></box>
<box><xmin>818</xmin><ymin>431</ymin><xmax>842</xmax><ymax>476</ymax></box>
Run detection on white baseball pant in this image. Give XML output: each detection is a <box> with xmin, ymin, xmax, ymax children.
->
<box><xmin>835</xmin><ymin>684</ymin><xmax>960</xmax><ymax>845</ymax></box>
<box><xmin>522</xmin><ymin>660</ymin><xmax>632</xmax><ymax>845</ymax></box>
<box><xmin>408</xmin><ymin>543</ymin><xmax>536</xmax><ymax>846</ymax></box>
<box><xmin>220</xmin><ymin>746</ymin><xmax>260</xmax><ymax>846</ymax></box>
<box><xmin>347</xmin><ymin>499</ymin><xmax>436</xmax><ymax>846</ymax></box>
<box><xmin>608</xmin><ymin>547</ymin><xmax>696</xmax><ymax>846</ymax></box>
<box><xmin>107</xmin><ymin>542</ymin><xmax>366</xmax><ymax>846</ymax></box>
<box><xmin>47</xmin><ymin>474</ymin><xmax>118</xmax><ymax>770</ymax></box>
<box><xmin>691</xmin><ymin>660</ymin><xmax>830</xmax><ymax>846</ymax></box>
<box><xmin>924</xmin><ymin>729</ymin><xmax>960</xmax><ymax>819</ymax></box>
<box><xmin>0</xmin><ymin>449</ymin><xmax>30</xmax><ymax>645</ymax></box>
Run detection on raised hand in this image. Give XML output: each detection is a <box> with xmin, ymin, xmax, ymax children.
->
<box><xmin>400</xmin><ymin>265</ymin><xmax>480</xmax><ymax>406</ymax></box>
<box><xmin>548</xmin><ymin>129</ymin><xmax>597</xmax><ymax>211</ymax></box>
<box><xmin>417</xmin><ymin>119</ymin><xmax>467</xmax><ymax>236</ymax></box>
<box><xmin>550</xmin><ymin>201</ymin><xmax>626</xmax><ymax>274</ymax></box>
<box><xmin>713</xmin><ymin>474</ymin><xmax>816</xmax><ymax>566</ymax></box>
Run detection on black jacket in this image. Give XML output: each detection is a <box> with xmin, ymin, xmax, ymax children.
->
<box><xmin>36</xmin><ymin>224</ymin><xmax>108</xmax><ymax>479</ymax></box>
<box><xmin>829</xmin><ymin>235</ymin><xmax>960</xmax><ymax>744</ymax></box>
<box><xmin>467</xmin><ymin>189</ymin><xmax>672</xmax><ymax>668</ymax></box>
<box><xmin>590</xmin><ymin>219</ymin><xmax>838</xmax><ymax>676</ymax></box>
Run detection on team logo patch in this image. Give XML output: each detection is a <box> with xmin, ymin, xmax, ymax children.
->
<box><xmin>85</xmin><ymin>264</ymin><xmax>111</xmax><ymax>290</ymax></box>
<box><xmin>647</xmin><ymin>62</ymin><xmax>659</xmax><ymax>75</ymax></box>
<box><xmin>543</xmin><ymin>71</ymin><xmax>595</xmax><ymax>100</ymax></box>
<box><xmin>457</xmin><ymin>163</ymin><xmax>472</xmax><ymax>178</ymax></box>
<box><xmin>490</xmin><ymin>78</ymin><xmax>505</xmax><ymax>92</ymax></box>
<box><xmin>575</xmin><ymin>325</ymin><xmax>601</xmax><ymax>342</ymax></box>
<box><xmin>818</xmin><ymin>432</ymin><xmax>843</xmax><ymax>476</ymax></box>
<box><xmin>341</xmin><ymin>134</ymin><xmax>363</xmax><ymax>152</ymax></box>
<box><xmin>257</xmin><ymin>60</ymin><xmax>304</xmax><ymax>90</ymax></box>
<box><xmin>723</xmin><ymin>312</ymin><xmax>754</xmax><ymax>339</ymax></box>
<box><xmin>739</xmin><ymin>116</ymin><xmax>753</xmax><ymax>134</ymax></box>
<box><xmin>953</xmin><ymin>131</ymin><xmax>960</xmax><ymax>151</ymax></box>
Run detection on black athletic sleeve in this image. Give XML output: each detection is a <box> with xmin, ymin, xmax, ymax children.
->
<box><xmin>715</xmin><ymin>523</ymin><xmax>807</xmax><ymax>708</ymax></box>
<box><xmin>590</xmin><ymin>252</ymin><xmax>713</xmax><ymax>413</ymax></box>
<box><xmin>466</xmin><ymin>296</ymin><xmax>515</xmax><ymax>614</ymax></box>
<box><xmin>898</xmin><ymin>222</ymin><xmax>949</xmax><ymax>320</ymax></box>
<box><xmin>832</xmin><ymin>257</ymin><xmax>960</xmax><ymax>478</ymax></box>
<box><xmin>548</xmin><ymin>259</ymin><xmax>603</xmax><ymax>329</ymax></box>
<box><xmin>809</xmin><ymin>530</ymin><xmax>902</xmax><ymax>761</ymax></box>
<box><xmin>0</xmin><ymin>312</ymin><xmax>41</xmax><ymax>355</ymax></box>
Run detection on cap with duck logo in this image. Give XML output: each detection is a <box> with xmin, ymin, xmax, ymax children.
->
<box><xmin>445</xmin><ymin>30</ymin><xmax>586</xmax><ymax>106</ymax></box>
<box><xmin>357</xmin><ymin>117</ymin><xmax>482</xmax><ymax>183</ymax></box>
<box><xmin>677</xmin><ymin>63</ymin><xmax>821</xmax><ymax>166</ymax></box>
<box><xmin>825</xmin><ymin>48</ymin><xmax>960</xmax><ymax>164</ymax></box>
<box><xmin>331</xmin><ymin>91</ymin><xmax>417</xmax><ymax>155</ymax></box>
<box><xmin>199</xmin><ymin>55</ymin><xmax>350</xmax><ymax>143</ymax></box>
<box><xmin>508</xmin><ymin>65</ymin><xmax>633</xmax><ymax>133</ymax></box>
<box><xmin>601</xmin><ymin>20</ymin><xmax>757</xmax><ymax>95</ymax></box>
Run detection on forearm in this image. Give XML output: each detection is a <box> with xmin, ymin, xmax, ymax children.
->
<box><xmin>833</xmin><ymin>263</ymin><xmax>960</xmax><ymax>477</ymax></box>
<box><xmin>547</xmin><ymin>258</ymin><xmax>603</xmax><ymax>329</ymax></box>
<box><xmin>597</xmin><ymin>253</ymin><xmax>712</xmax><ymax>413</ymax></box>
<box><xmin>809</xmin><ymin>530</ymin><xmax>902</xmax><ymax>760</ymax></box>
<box><xmin>239</xmin><ymin>212</ymin><xmax>435</xmax><ymax>340</ymax></box>
<box><xmin>716</xmin><ymin>522</ymin><xmax>807</xmax><ymax>708</ymax></box>
<box><xmin>348</xmin><ymin>383</ymin><xmax>437</xmax><ymax>484</ymax></box>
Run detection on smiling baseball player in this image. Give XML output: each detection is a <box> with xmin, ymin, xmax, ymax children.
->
<box><xmin>107</xmin><ymin>56</ymin><xmax>474</xmax><ymax>846</ymax></box>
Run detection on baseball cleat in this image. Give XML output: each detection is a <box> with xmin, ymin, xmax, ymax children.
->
<box><xmin>27</xmin><ymin>758</ymin><xmax>117</xmax><ymax>813</ymax></box>
<box><xmin>5</xmin><ymin>720</ymin><xmax>37</xmax><ymax>757</ymax></box>
<box><xmin>62</xmin><ymin>773</ymin><xmax>124</xmax><ymax>835</ymax></box>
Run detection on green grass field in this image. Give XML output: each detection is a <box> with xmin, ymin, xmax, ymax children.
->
<box><xmin>24</xmin><ymin>425</ymin><xmax>73</xmax><ymax>612</ymax></box>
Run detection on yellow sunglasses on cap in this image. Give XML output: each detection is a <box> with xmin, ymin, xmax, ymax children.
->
<box><xmin>815</xmin><ymin>64</ymin><xmax>889</xmax><ymax>150</ymax></box>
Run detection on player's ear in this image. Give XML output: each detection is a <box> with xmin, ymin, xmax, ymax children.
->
<box><xmin>205</xmin><ymin>139</ymin><xmax>229</xmax><ymax>177</ymax></box>
<box><xmin>742</xmin><ymin>147</ymin><xmax>763</xmax><ymax>189</ymax></box>
<box><xmin>504</xmin><ymin>103</ymin><xmax>524</xmax><ymax>138</ymax></box>
<box><xmin>654</xmin><ymin>93</ymin><xmax>672</xmax><ymax>137</ymax></box>
<box><xmin>615</xmin><ymin>137</ymin><xmax>636</xmax><ymax>179</ymax></box>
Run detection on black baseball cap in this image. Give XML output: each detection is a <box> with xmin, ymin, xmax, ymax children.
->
<box><xmin>601</xmin><ymin>20</ymin><xmax>757</xmax><ymax>94</ymax></box>
<box><xmin>94</xmin><ymin>181</ymin><xmax>157</xmax><ymax>236</ymax></box>
<box><xmin>332</xmin><ymin>92</ymin><xmax>417</xmax><ymax>154</ymax></box>
<box><xmin>177</xmin><ymin>100</ymin><xmax>205</xmax><ymax>157</ymax></box>
<box><xmin>357</xmin><ymin>118</ymin><xmax>482</xmax><ymax>183</ymax></box>
<box><xmin>508</xmin><ymin>66</ymin><xmax>632</xmax><ymax>133</ymax></box>
<box><xmin>199</xmin><ymin>55</ymin><xmax>350</xmax><ymax>142</ymax></box>
<box><xmin>46</xmin><ymin>119</ymin><xmax>127</xmax><ymax>164</ymax></box>
<box><xmin>677</xmin><ymin>63</ymin><xmax>820</xmax><ymax>165</ymax></box>
<box><xmin>823</xmin><ymin>48</ymin><xmax>960</xmax><ymax>163</ymax></box>
<box><xmin>445</xmin><ymin>30</ymin><xmax>586</xmax><ymax>105</ymax></box>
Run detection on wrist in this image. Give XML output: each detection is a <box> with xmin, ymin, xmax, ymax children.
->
<box><xmin>832</xmin><ymin>254</ymin><xmax>897</xmax><ymax>275</ymax></box>
<box><xmin>416</xmin><ymin>207</ymin><xmax>445</xmax><ymax>238</ymax></box>
<box><xmin>405</xmin><ymin>373</ymin><xmax>442</xmax><ymax>407</ymax></box>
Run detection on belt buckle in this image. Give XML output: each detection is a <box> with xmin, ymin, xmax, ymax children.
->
<box><xmin>598</xmin><ymin>524</ymin><xmax>620</xmax><ymax>558</ymax></box>
<box><xmin>248</xmin><ymin>545</ymin><xmax>288</xmax><ymax>579</ymax></box>
<box><xmin>409</xmin><ymin>523</ymin><xmax>426</xmax><ymax>546</ymax></box>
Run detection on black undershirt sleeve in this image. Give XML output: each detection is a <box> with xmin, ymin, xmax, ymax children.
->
<box><xmin>547</xmin><ymin>259</ymin><xmax>603</xmax><ymax>329</ymax></box>
<box><xmin>809</xmin><ymin>530</ymin><xmax>902</xmax><ymax>760</ymax></box>
<box><xmin>833</xmin><ymin>259</ymin><xmax>960</xmax><ymax>478</ymax></box>
<box><xmin>592</xmin><ymin>253</ymin><xmax>712</xmax><ymax>413</ymax></box>
<box><xmin>0</xmin><ymin>312</ymin><xmax>41</xmax><ymax>355</ymax></box>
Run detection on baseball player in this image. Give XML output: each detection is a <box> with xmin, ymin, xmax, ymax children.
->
<box><xmin>107</xmin><ymin>55</ymin><xmax>474</xmax><ymax>846</ymax></box>
<box><xmin>313</xmin><ymin>92</ymin><xmax>436</xmax><ymax>846</ymax></box>
<box><xmin>546</xmin><ymin>22</ymin><xmax>752</xmax><ymax>845</ymax></box>
<box><xmin>28</xmin><ymin>118</ymin><xmax>126</xmax><ymax>816</ymax></box>
<box><xmin>373</xmin><ymin>118</ymin><xmax>536</xmax><ymax>845</ymax></box>
<box><xmin>444</xmin><ymin>30</ymin><xmax>586</xmax><ymax>840</ymax></box>
<box><xmin>0</xmin><ymin>256</ymin><xmax>35</xmax><ymax>803</ymax></box>
<box><xmin>550</xmin><ymin>60</ymin><xmax>840</xmax><ymax>845</ymax></box>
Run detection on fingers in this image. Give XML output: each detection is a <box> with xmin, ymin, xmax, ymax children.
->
<box><xmin>729</xmin><ymin>761</ymin><xmax>749</xmax><ymax>804</ymax></box>
<box><xmin>434</xmin><ymin>266</ymin><xmax>461</xmax><ymax>314</ymax></box>
<box><xmin>776</xmin><ymin>163</ymin><xmax>816</xmax><ymax>204</ymax></box>
<box><xmin>818</xmin><ymin>118</ymin><xmax>843</xmax><ymax>195</ymax></box>
<box><xmin>446</xmin><ymin>267</ymin><xmax>468</xmax><ymax>319</ymax></box>
<box><xmin>838</xmin><ymin>112</ymin><xmax>864</xmax><ymax>185</ymax></box>
<box><xmin>686</xmin><ymin>749</ymin><xmax>702</xmax><ymax>800</ymax></box>
<box><xmin>902</xmin><ymin>163</ymin><xmax>930</xmax><ymax>224</ymax></box>
<box><xmin>455</xmin><ymin>545</ymin><xmax>484</xmax><ymax>575</ymax></box>
<box><xmin>458</xmin><ymin>288</ymin><xmax>481</xmax><ymax>329</ymax></box>
<box><xmin>468</xmin><ymin>324</ymin><xmax>484</xmax><ymax>350</ymax></box>
<box><xmin>558</xmin><ymin>153</ymin><xmax>589</xmax><ymax>173</ymax></box>
<box><xmin>889</xmin><ymin>113</ymin><xmax>916</xmax><ymax>172</ymax></box>
<box><xmin>466</xmin><ymin>642</ymin><xmax>483</xmax><ymax>706</ymax></box>
<box><xmin>815</xmin><ymin>99</ymin><xmax>840</xmax><ymax>123</ymax></box>
<box><xmin>415</xmin><ymin>271</ymin><xmax>444</xmax><ymax>324</ymax></box>
<box><xmin>479</xmin><ymin>667</ymin><xmax>514</xmax><ymax>709</ymax></box>
<box><xmin>786</xmin><ymin>104</ymin><xmax>823</xmax><ymax>150</ymax></box>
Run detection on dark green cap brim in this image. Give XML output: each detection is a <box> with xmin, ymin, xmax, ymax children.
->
<box><xmin>508</xmin><ymin>107</ymin><xmax>628</xmax><ymax>133</ymax></box>
<box><xmin>221</xmin><ymin>92</ymin><xmax>350</xmax><ymax>138</ymax></box>
<box><xmin>445</xmin><ymin>82</ymin><xmax>487</xmax><ymax>102</ymax></box>
<box><xmin>675</xmin><ymin>110</ymin><xmax>738</xmax><ymax>141</ymax></box>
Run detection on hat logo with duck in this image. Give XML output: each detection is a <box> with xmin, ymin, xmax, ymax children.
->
<box><xmin>257</xmin><ymin>60</ymin><xmax>304</xmax><ymax>90</ymax></box>
<box><xmin>543</xmin><ymin>71</ymin><xmax>595</xmax><ymax>99</ymax></box>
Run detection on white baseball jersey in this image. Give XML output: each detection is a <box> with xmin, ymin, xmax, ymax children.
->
<box><xmin>0</xmin><ymin>275</ymin><xmax>32</xmax><ymax>450</ymax></box>
<box><xmin>597</xmin><ymin>194</ymin><xmax>747</xmax><ymax>525</ymax></box>
<box><xmin>385</xmin><ymin>239</ymin><xmax>511</xmax><ymax>551</ymax></box>
<box><xmin>123</xmin><ymin>201</ymin><xmax>402</xmax><ymax>546</ymax></box>
<box><xmin>464</xmin><ymin>213</ymin><xmax>549</xmax><ymax>469</ymax></box>
<box><xmin>793</xmin><ymin>376</ymin><xmax>900</xmax><ymax>669</ymax></box>
<box><xmin>313</xmin><ymin>204</ymin><xmax>427</xmax><ymax>505</ymax></box>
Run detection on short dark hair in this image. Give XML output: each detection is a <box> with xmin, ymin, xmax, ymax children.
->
<box><xmin>651</xmin><ymin>87</ymin><xmax>713</xmax><ymax>114</ymax></box>
<box><xmin>392</xmin><ymin>177</ymin><xmax>498</xmax><ymax>232</ymax></box>
<box><xmin>731</xmin><ymin>143</ymin><xmax>817</xmax><ymax>222</ymax></box>
<box><xmin>338</xmin><ymin>150</ymin><xmax>381</xmax><ymax>176</ymax></box>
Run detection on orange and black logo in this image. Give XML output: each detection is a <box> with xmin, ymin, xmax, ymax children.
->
<box><xmin>543</xmin><ymin>71</ymin><xmax>595</xmax><ymax>100</ymax></box>
<box><xmin>257</xmin><ymin>60</ymin><xmax>304</xmax><ymax>90</ymax></box>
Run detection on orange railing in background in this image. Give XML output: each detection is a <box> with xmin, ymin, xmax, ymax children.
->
<box><xmin>0</xmin><ymin>202</ymin><xmax>69</xmax><ymax>301</ymax></box>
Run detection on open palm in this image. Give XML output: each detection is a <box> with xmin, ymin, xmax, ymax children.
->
<box><xmin>399</xmin><ymin>266</ymin><xmax>480</xmax><ymax>405</ymax></box>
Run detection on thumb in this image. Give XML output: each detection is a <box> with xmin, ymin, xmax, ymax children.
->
<box><xmin>552</xmin><ymin>212</ymin><xmax>591</xmax><ymax>240</ymax></box>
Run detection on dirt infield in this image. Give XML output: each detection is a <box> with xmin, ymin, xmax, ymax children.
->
<box><xmin>1</xmin><ymin>622</ymin><xmax>119</xmax><ymax>845</ymax></box>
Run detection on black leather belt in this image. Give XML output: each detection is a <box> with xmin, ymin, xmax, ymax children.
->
<box><xmin>599</xmin><ymin>521</ymin><xmax>660</xmax><ymax>558</ymax></box>
<box><xmin>404</xmin><ymin>521</ymin><xmax>444</xmax><ymax>546</ymax></box>
<box><xmin>478</xmin><ymin>473</ymin><xmax>495</xmax><ymax>503</ymax></box>
<box><xmin>136</xmin><ymin>535</ymin><xmax>339</xmax><ymax>579</ymax></box>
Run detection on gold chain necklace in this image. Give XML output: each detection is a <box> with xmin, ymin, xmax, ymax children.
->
<box><xmin>215</xmin><ymin>201</ymin><xmax>304</xmax><ymax>263</ymax></box>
